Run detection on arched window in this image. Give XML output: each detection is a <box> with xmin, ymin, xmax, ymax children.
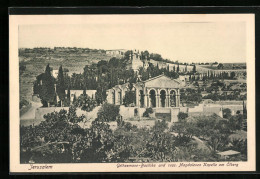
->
<box><xmin>149</xmin><ymin>89</ymin><xmax>156</xmax><ymax>107</ymax></box>
<box><xmin>160</xmin><ymin>90</ymin><xmax>166</xmax><ymax>107</ymax></box>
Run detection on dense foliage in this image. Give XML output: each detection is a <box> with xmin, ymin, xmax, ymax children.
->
<box><xmin>180</xmin><ymin>88</ymin><xmax>202</xmax><ymax>104</ymax></box>
<box><xmin>177</xmin><ymin>112</ymin><xmax>188</xmax><ymax>122</ymax></box>
<box><xmin>20</xmin><ymin>105</ymin><xmax>247</xmax><ymax>163</ymax></box>
<box><xmin>73</xmin><ymin>94</ymin><xmax>97</xmax><ymax>112</ymax></box>
<box><xmin>97</xmin><ymin>103</ymin><xmax>120</xmax><ymax>122</ymax></box>
<box><xmin>19</xmin><ymin>61</ymin><xmax>26</xmax><ymax>75</ymax></box>
<box><xmin>123</xmin><ymin>90</ymin><xmax>136</xmax><ymax>107</ymax></box>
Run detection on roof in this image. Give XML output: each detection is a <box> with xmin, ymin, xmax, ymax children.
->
<box><xmin>217</xmin><ymin>150</ymin><xmax>240</xmax><ymax>156</ymax></box>
<box><xmin>142</xmin><ymin>74</ymin><xmax>181</xmax><ymax>89</ymax></box>
<box><xmin>143</xmin><ymin>74</ymin><xmax>181</xmax><ymax>84</ymax></box>
<box><xmin>107</xmin><ymin>74</ymin><xmax>182</xmax><ymax>92</ymax></box>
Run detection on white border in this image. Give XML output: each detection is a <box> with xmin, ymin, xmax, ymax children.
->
<box><xmin>9</xmin><ymin>14</ymin><xmax>255</xmax><ymax>173</ymax></box>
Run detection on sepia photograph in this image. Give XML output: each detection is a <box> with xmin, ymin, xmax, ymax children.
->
<box><xmin>9</xmin><ymin>14</ymin><xmax>255</xmax><ymax>172</ymax></box>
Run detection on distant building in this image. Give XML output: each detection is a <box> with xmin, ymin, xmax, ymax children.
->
<box><xmin>50</xmin><ymin>68</ymin><xmax>68</xmax><ymax>79</ymax></box>
<box><xmin>106</xmin><ymin>49</ymin><xmax>127</xmax><ymax>58</ymax></box>
<box><xmin>52</xmin><ymin>70</ymin><xmax>59</xmax><ymax>78</ymax></box>
<box><xmin>178</xmin><ymin>75</ymin><xmax>190</xmax><ymax>85</ymax></box>
<box><xmin>129</xmin><ymin>49</ymin><xmax>144</xmax><ymax>72</ymax></box>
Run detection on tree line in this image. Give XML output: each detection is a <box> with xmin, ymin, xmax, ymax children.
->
<box><xmin>33</xmin><ymin>53</ymin><xmax>190</xmax><ymax>107</ymax></box>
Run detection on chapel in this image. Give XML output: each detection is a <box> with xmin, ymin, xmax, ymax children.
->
<box><xmin>106</xmin><ymin>74</ymin><xmax>181</xmax><ymax>108</ymax></box>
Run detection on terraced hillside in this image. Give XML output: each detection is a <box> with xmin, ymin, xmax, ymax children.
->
<box><xmin>19</xmin><ymin>51</ymin><xmax>111</xmax><ymax>101</ymax></box>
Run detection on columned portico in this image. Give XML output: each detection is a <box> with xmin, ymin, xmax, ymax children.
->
<box><xmin>141</xmin><ymin>87</ymin><xmax>180</xmax><ymax>108</ymax></box>
<box><xmin>107</xmin><ymin>74</ymin><xmax>182</xmax><ymax>108</ymax></box>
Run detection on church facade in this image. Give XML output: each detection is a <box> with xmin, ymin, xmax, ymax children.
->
<box><xmin>106</xmin><ymin>74</ymin><xmax>181</xmax><ymax>108</ymax></box>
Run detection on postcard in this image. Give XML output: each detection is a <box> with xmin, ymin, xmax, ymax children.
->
<box><xmin>9</xmin><ymin>13</ymin><xmax>255</xmax><ymax>172</ymax></box>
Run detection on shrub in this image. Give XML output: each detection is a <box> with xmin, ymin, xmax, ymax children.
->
<box><xmin>223</xmin><ymin>108</ymin><xmax>232</xmax><ymax>119</ymax></box>
<box><xmin>73</xmin><ymin>94</ymin><xmax>97</xmax><ymax>112</ymax></box>
<box><xmin>177</xmin><ymin>112</ymin><xmax>188</xmax><ymax>122</ymax></box>
<box><xmin>152</xmin><ymin>119</ymin><xmax>168</xmax><ymax>132</ymax></box>
<box><xmin>97</xmin><ymin>102</ymin><xmax>120</xmax><ymax>122</ymax></box>
<box><xmin>143</xmin><ymin>107</ymin><xmax>153</xmax><ymax>117</ymax></box>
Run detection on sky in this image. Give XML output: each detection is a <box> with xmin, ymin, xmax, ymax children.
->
<box><xmin>19</xmin><ymin>16</ymin><xmax>246</xmax><ymax>63</ymax></box>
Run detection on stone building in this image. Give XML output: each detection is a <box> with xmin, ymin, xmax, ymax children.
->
<box><xmin>106</xmin><ymin>49</ymin><xmax>127</xmax><ymax>58</ymax></box>
<box><xmin>106</xmin><ymin>74</ymin><xmax>182</xmax><ymax>108</ymax></box>
<box><xmin>127</xmin><ymin>49</ymin><xmax>145</xmax><ymax>72</ymax></box>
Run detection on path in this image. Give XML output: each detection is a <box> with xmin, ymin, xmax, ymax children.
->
<box><xmin>20</xmin><ymin>101</ymin><xmax>42</xmax><ymax>126</ymax></box>
<box><xmin>21</xmin><ymin>101</ymin><xmax>42</xmax><ymax>120</ymax></box>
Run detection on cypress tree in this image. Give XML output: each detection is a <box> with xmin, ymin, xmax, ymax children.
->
<box><xmin>40</xmin><ymin>64</ymin><xmax>56</xmax><ymax>107</ymax></box>
<box><xmin>67</xmin><ymin>86</ymin><xmax>71</xmax><ymax>105</ymax></box>
<box><xmin>193</xmin><ymin>65</ymin><xmax>196</xmax><ymax>73</ymax></box>
<box><xmin>177</xmin><ymin>64</ymin><xmax>180</xmax><ymax>73</ymax></box>
<box><xmin>56</xmin><ymin>65</ymin><xmax>66</xmax><ymax>106</ymax></box>
<box><xmin>83</xmin><ymin>88</ymin><xmax>87</xmax><ymax>96</ymax></box>
<box><xmin>73</xmin><ymin>94</ymin><xmax>77</xmax><ymax>104</ymax></box>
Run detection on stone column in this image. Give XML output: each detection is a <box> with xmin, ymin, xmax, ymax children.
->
<box><xmin>114</xmin><ymin>89</ymin><xmax>118</xmax><ymax>105</ymax></box>
<box><xmin>148</xmin><ymin>95</ymin><xmax>150</xmax><ymax>108</ymax></box>
<box><xmin>176</xmin><ymin>89</ymin><xmax>180</xmax><ymax>107</ymax></box>
<box><xmin>168</xmin><ymin>89</ymin><xmax>171</xmax><ymax>107</ymax></box>
<box><xmin>166</xmin><ymin>95</ymin><xmax>169</xmax><ymax>107</ymax></box>
<box><xmin>156</xmin><ymin>94</ymin><xmax>160</xmax><ymax>108</ymax></box>
<box><xmin>119</xmin><ymin>90</ymin><xmax>122</xmax><ymax>105</ymax></box>
<box><xmin>121</xmin><ymin>89</ymin><xmax>125</xmax><ymax>103</ymax></box>
<box><xmin>176</xmin><ymin>95</ymin><xmax>179</xmax><ymax>107</ymax></box>
<box><xmin>178</xmin><ymin>89</ymin><xmax>181</xmax><ymax>107</ymax></box>
<box><xmin>136</xmin><ymin>89</ymin><xmax>139</xmax><ymax>107</ymax></box>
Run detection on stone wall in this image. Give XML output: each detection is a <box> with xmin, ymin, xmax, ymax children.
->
<box><xmin>127</xmin><ymin>120</ymin><xmax>156</xmax><ymax>129</ymax></box>
<box><xmin>188</xmin><ymin>103</ymin><xmax>204</xmax><ymax>113</ymax></box>
<box><xmin>119</xmin><ymin>106</ymin><xmax>136</xmax><ymax>119</ymax></box>
<box><xmin>85</xmin><ymin>106</ymin><xmax>101</xmax><ymax>120</ymax></box>
<box><xmin>170</xmin><ymin>108</ymin><xmax>180</xmax><ymax>123</ymax></box>
<box><xmin>179</xmin><ymin>107</ymin><xmax>189</xmax><ymax>113</ymax></box>
<box><xmin>203</xmin><ymin>105</ymin><xmax>223</xmax><ymax>118</ymax></box>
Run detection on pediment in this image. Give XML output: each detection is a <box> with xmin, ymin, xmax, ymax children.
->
<box><xmin>144</xmin><ymin>75</ymin><xmax>180</xmax><ymax>88</ymax></box>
